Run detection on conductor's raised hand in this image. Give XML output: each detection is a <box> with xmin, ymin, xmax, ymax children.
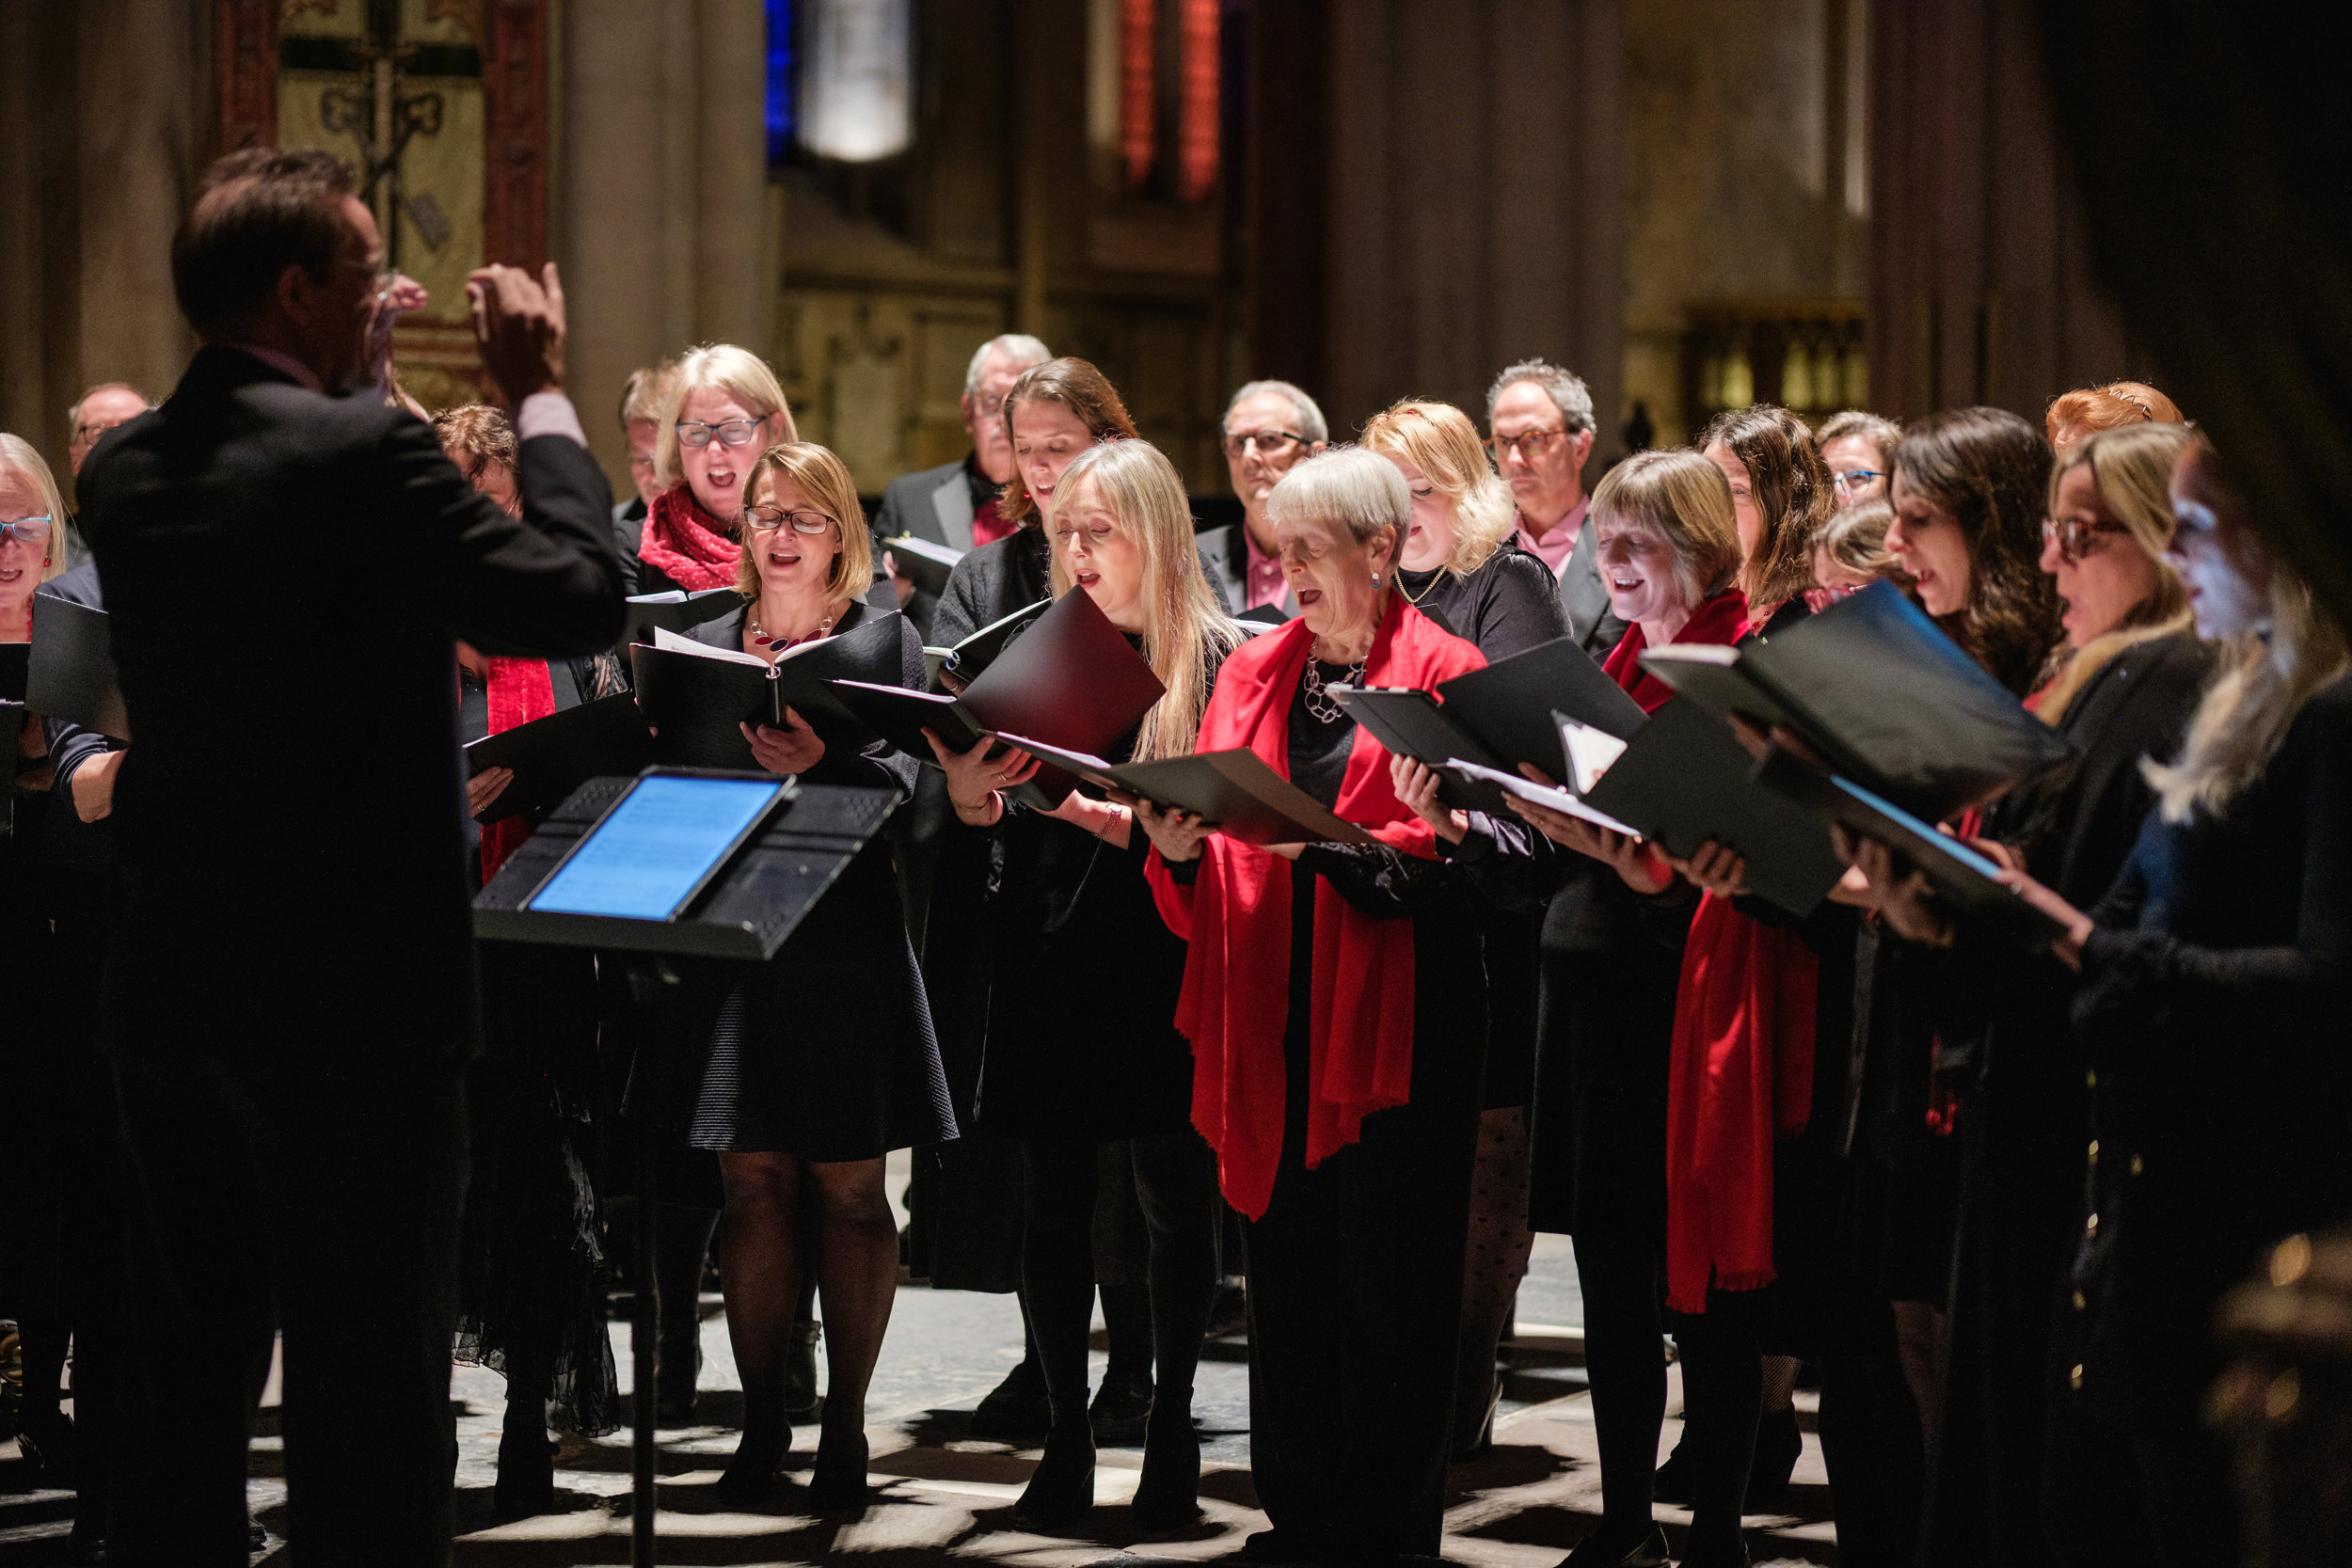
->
<box><xmin>743</xmin><ymin>707</ymin><xmax>825</xmax><ymax>776</ymax></box>
<box><xmin>1391</xmin><ymin>754</ymin><xmax>1467</xmax><ymax>845</ymax></box>
<box><xmin>926</xmin><ymin>728</ymin><xmax>1036</xmax><ymax>815</ymax></box>
<box><xmin>467</xmin><ymin>261</ymin><xmax>566</xmax><ymax>406</ymax></box>
<box><xmin>1133</xmin><ymin>798</ymin><xmax>1212</xmax><ymax>863</ymax></box>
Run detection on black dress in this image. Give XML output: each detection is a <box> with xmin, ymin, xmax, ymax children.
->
<box><xmin>452</xmin><ymin>653</ymin><xmax>626</xmax><ymax>1435</ymax></box>
<box><xmin>2055</xmin><ymin>673</ymin><xmax>2352</xmax><ymax>1566</ymax></box>
<box><xmin>1394</xmin><ymin>541</ymin><xmax>1569</xmax><ymax>1110</ymax></box>
<box><xmin>1922</xmin><ymin>629</ymin><xmax>2212</xmax><ymax>1566</ymax></box>
<box><xmin>1219</xmin><ymin>661</ymin><xmax>1488</xmax><ymax>1560</ymax></box>
<box><xmin>685</xmin><ymin>599</ymin><xmax>958</xmax><ymax>1162</ymax></box>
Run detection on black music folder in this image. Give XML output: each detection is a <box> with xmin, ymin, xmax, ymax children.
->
<box><xmin>1565</xmin><ymin>701</ymin><xmax>1847</xmax><ymax>916</ymax></box>
<box><xmin>921</xmin><ymin>596</ymin><xmax>1049</xmax><ymax>689</ymax></box>
<box><xmin>882</xmin><ymin>535</ymin><xmax>963</xmax><ymax>597</ymax></box>
<box><xmin>0</xmin><ymin>643</ymin><xmax>27</xmax><ymax>705</ymax></box>
<box><xmin>26</xmin><ymin>595</ymin><xmax>128</xmax><ymax>740</ymax></box>
<box><xmin>621</xmin><ymin>587</ymin><xmax>741</xmax><ymax>645</ymax></box>
<box><xmin>833</xmin><ymin>589</ymin><xmax>1164</xmax><ymax>793</ymax></box>
<box><xmin>1002</xmin><ymin>735</ymin><xmax>1374</xmax><ymax>847</ymax></box>
<box><xmin>1330</xmin><ymin>686</ymin><xmax>1510</xmax><ymax>813</ymax></box>
<box><xmin>1235</xmin><ymin>603</ymin><xmax>1293</xmax><ymax>631</ymax></box>
<box><xmin>464</xmin><ymin>691</ymin><xmax>656</xmax><ymax>824</ymax></box>
<box><xmin>1637</xmin><ymin>580</ymin><xmax>2076</xmax><ymax>820</ymax></box>
<box><xmin>628</xmin><ymin>611</ymin><xmax>908</xmax><ymax>768</ymax></box>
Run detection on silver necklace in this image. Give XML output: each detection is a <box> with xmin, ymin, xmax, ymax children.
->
<box><xmin>1302</xmin><ymin>652</ymin><xmax>1366</xmax><ymax>724</ymax></box>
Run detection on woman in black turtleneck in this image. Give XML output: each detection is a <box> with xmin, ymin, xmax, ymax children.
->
<box><xmin>1362</xmin><ymin>398</ymin><xmax>1567</xmax><ymax>1452</ymax></box>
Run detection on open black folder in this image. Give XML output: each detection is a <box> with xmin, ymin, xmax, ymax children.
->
<box><xmin>830</xmin><ymin>589</ymin><xmax>1164</xmax><ymax>796</ymax></box>
<box><xmin>882</xmin><ymin>535</ymin><xmax>963</xmax><ymax>598</ymax></box>
<box><xmin>921</xmin><ymin>597</ymin><xmax>1049</xmax><ymax>689</ymax></box>
<box><xmin>26</xmin><ymin>595</ymin><xmax>128</xmax><ymax>740</ymax></box>
<box><xmin>1754</xmin><ymin>746</ymin><xmax>2064</xmax><ymax>946</ymax></box>
<box><xmin>1638</xmin><ymin>579</ymin><xmax>2076</xmax><ymax>821</ymax></box>
<box><xmin>628</xmin><ymin>611</ymin><xmax>909</xmax><ymax>769</ymax></box>
<box><xmin>1563</xmin><ymin>701</ymin><xmax>1848</xmax><ymax>917</ymax></box>
<box><xmin>464</xmin><ymin>692</ymin><xmax>656</xmax><ymax>824</ymax></box>
<box><xmin>994</xmin><ymin>735</ymin><xmax>1373</xmax><ymax>847</ymax></box>
<box><xmin>1329</xmin><ymin>636</ymin><xmax>1651</xmax><ymax>814</ymax></box>
<box><xmin>621</xmin><ymin>587</ymin><xmax>741</xmax><ymax>645</ymax></box>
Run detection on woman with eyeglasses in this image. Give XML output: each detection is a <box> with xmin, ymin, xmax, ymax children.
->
<box><xmin>669</xmin><ymin>442</ymin><xmax>954</xmax><ymax>1513</ymax></box>
<box><xmin>1360</xmin><ymin>398</ymin><xmax>1568</xmax><ymax>1457</ymax></box>
<box><xmin>906</xmin><ymin>357</ymin><xmax>1152</xmax><ymax>1441</ymax></box>
<box><xmin>1817</xmin><ymin>410</ymin><xmax>1901</xmax><ymax>511</ymax></box>
<box><xmin>627</xmin><ymin>343</ymin><xmax>797</xmax><ymax>604</ymax></box>
<box><xmin>923</xmin><ymin>438</ymin><xmax>1241</xmax><ymax>1530</ymax></box>
<box><xmin>1857</xmin><ymin>423</ymin><xmax>2211</xmax><ymax>1563</ymax></box>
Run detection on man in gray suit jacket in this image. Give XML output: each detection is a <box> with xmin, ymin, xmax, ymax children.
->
<box><xmin>1487</xmin><ymin>358</ymin><xmax>1627</xmax><ymax>656</ymax></box>
<box><xmin>872</xmin><ymin>332</ymin><xmax>1051</xmax><ymax>640</ymax></box>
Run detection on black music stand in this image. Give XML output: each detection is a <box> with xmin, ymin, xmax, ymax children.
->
<box><xmin>473</xmin><ymin>766</ymin><xmax>898</xmax><ymax>1567</ymax></box>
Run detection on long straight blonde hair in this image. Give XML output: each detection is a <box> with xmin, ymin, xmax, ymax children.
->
<box><xmin>1047</xmin><ymin>439</ymin><xmax>1240</xmax><ymax>762</ymax></box>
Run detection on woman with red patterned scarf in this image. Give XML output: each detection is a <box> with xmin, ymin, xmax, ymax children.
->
<box><xmin>1398</xmin><ymin>449</ymin><xmax>1747</xmax><ymax>1568</ymax></box>
<box><xmin>434</xmin><ymin>404</ymin><xmax>626</xmax><ymax>1518</ymax></box>
<box><xmin>1134</xmin><ymin>448</ymin><xmax>1488</xmax><ymax>1564</ymax></box>
<box><xmin>625</xmin><ymin>342</ymin><xmax>796</xmax><ymax>610</ymax></box>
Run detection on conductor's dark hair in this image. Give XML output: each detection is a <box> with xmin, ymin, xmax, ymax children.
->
<box><xmin>172</xmin><ymin>148</ymin><xmax>358</xmax><ymax>341</ymax></box>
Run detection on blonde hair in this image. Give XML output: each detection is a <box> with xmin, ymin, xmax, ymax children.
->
<box><xmin>1813</xmin><ymin>499</ymin><xmax>1908</xmax><ymax>587</ymax></box>
<box><xmin>0</xmin><ymin>435</ymin><xmax>72</xmax><ymax>585</ymax></box>
<box><xmin>1589</xmin><ymin>449</ymin><xmax>1743</xmax><ymax>606</ymax></box>
<box><xmin>655</xmin><ymin>343</ymin><xmax>796</xmax><ymax>489</ymax></box>
<box><xmin>1359</xmin><ymin>399</ymin><xmax>1517</xmax><ymax>579</ymax></box>
<box><xmin>2143</xmin><ymin>443</ymin><xmax>2347</xmax><ymax>821</ymax></box>
<box><xmin>732</xmin><ymin>442</ymin><xmax>873</xmax><ymax>606</ymax></box>
<box><xmin>1264</xmin><ymin>444</ymin><xmax>1410</xmax><ymax>550</ymax></box>
<box><xmin>430</xmin><ymin>404</ymin><xmax>516</xmax><ymax>483</ymax></box>
<box><xmin>618</xmin><ymin>360</ymin><xmax>677</xmax><ymax>430</ymax></box>
<box><xmin>1046</xmin><ymin>441</ymin><xmax>1242</xmax><ymax>763</ymax></box>
<box><xmin>2035</xmin><ymin>423</ymin><xmax>2193</xmax><ymax>722</ymax></box>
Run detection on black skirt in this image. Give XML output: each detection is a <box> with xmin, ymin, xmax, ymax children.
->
<box><xmin>689</xmin><ymin>842</ymin><xmax>958</xmax><ymax>1162</ymax></box>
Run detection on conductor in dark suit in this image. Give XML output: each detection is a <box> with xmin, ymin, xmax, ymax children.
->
<box><xmin>870</xmin><ymin>332</ymin><xmax>1049</xmax><ymax>640</ymax></box>
<box><xmin>78</xmin><ymin>148</ymin><xmax>624</xmax><ymax>1566</ymax></box>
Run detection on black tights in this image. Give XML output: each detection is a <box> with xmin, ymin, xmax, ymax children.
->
<box><xmin>1020</xmin><ymin>1132</ymin><xmax>1220</xmax><ymax>1430</ymax></box>
<box><xmin>1573</xmin><ymin>1231</ymin><xmax>1670</xmax><ymax>1541</ymax></box>
<box><xmin>1676</xmin><ymin>1290</ymin><xmax>1768</xmax><ymax>1560</ymax></box>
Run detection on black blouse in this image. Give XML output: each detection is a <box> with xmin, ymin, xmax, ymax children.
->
<box><xmin>1392</xmin><ymin>540</ymin><xmax>1569</xmax><ymax>663</ymax></box>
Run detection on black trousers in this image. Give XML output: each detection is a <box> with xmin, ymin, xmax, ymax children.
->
<box><xmin>108</xmin><ymin>1040</ymin><xmax>470</xmax><ymax>1568</ymax></box>
<box><xmin>1245</xmin><ymin>1086</ymin><xmax>1481</xmax><ymax>1559</ymax></box>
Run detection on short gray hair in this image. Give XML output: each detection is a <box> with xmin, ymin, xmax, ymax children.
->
<box><xmin>1263</xmin><ymin>445</ymin><xmax>1408</xmax><ymax>547</ymax></box>
<box><xmin>1486</xmin><ymin>358</ymin><xmax>1595</xmax><ymax>436</ymax></box>
<box><xmin>964</xmin><ymin>334</ymin><xmax>1052</xmax><ymax>398</ymax></box>
<box><xmin>1223</xmin><ymin>379</ymin><xmax>1329</xmax><ymax>445</ymax></box>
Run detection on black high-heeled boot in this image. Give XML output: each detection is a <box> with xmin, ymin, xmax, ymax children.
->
<box><xmin>1743</xmin><ymin>1407</ymin><xmax>1802</xmax><ymax>1512</ymax></box>
<box><xmin>1128</xmin><ymin>1403</ymin><xmax>1201</xmax><ymax>1532</ymax></box>
<box><xmin>714</xmin><ymin>1416</ymin><xmax>792</xmax><ymax>1509</ymax></box>
<box><xmin>1010</xmin><ymin>1416</ymin><xmax>1096</xmax><ymax>1528</ymax></box>
<box><xmin>807</xmin><ymin>1420</ymin><xmax>869</xmax><ymax>1512</ymax></box>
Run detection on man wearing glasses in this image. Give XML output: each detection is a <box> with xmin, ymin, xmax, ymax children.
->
<box><xmin>1486</xmin><ymin>359</ymin><xmax>1625</xmax><ymax>656</ymax></box>
<box><xmin>1198</xmin><ymin>379</ymin><xmax>1329</xmax><ymax>618</ymax></box>
<box><xmin>872</xmin><ymin>332</ymin><xmax>1052</xmax><ymax>638</ymax></box>
<box><xmin>56</xmin><ymin>382</ymin><xmax>154</xmax><ymax>569</ymax></box>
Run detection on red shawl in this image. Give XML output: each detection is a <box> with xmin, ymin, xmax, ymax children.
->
<box><xmin>1659</xmin><ymin>594</ymin><xmax>1820</xmax><ymax>1313</ymax></box>
<box><xmin>1601</xmin><ymin>586</ymin><xmax>1750</xmax><ymax>710</ymax></box>
<box><xmin>640</xmin><ymin>485</ymin><xmax>740</xmax><ymax>592</ymax></box>
<box><xmin>479</xmin><ymin>657</ymin><xmax>557</xmax><ymax>883</ymax></box>
<box><xmin>1144</xmin><ymin>596</ymin><xmax>1486</xmax><ymax>1218</ymax></box>
<box><xmin>970</xmin><ymin>499</ymin><xmax>1014</xmax><ymax>549</ymax></box>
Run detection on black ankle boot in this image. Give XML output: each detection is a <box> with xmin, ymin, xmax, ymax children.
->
<box><xmin>1129</xmin><ymin>1402</ymin><xmax>1201</xmax><ymax>1531</ymax></box>
<box><xmin>808</xmin><ymin>1422</ymin><xmax>869</xmax><ymax>1512</ymax></box>
<box><xmin>1010</xmin><ymin>1417</ymin><xmax>1095</xmax><ymax>1528</ymax></box>
<box><xmin>1651</xmin><ymin>1432</ymin><xmax>1692</xmax><ymax>1505</ymax></box>
<box><xmin>1744</xmin><ymin>1406</ymin><xmax>1802</xmax><ymax>1512</ymax></box>
<box><xmin>493</xmin><ymin>1423</ymin><xmax>557</xmax><ymax>1518</ymax></box>
<box><xmin>715</xmin><ymin>1419</ymin><xmax>792</xmax><ymax>1509</ymax></box>
<box><xmin>783</xmin><ymin>1317</ymin><xmax>823</xmax><ymax>1419</ymax></box>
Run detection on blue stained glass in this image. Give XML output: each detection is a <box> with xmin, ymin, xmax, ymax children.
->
<box><xmin>766</xmin><ymin>0</ymin><xmax>795</xmax><ymax>166</ymax></box>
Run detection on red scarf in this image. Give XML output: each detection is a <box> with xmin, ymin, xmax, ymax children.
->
<box><xmin>1657</xmin><ymin>593</ymin><xmax>1820</xmax><ymax>1313</ymax></box>
<box><xmin>1601</xmin><ymin>585</ymin><xmax>1750</xmax><ymax>710</ymax></box>
<box><xmin>640</xmin><ymin>485</ymin><xmax>741</xmax><ymax>592</ymax></box>
<box><xmin>479</xmin><ymin>657</ymin><xmax>557</xmax><ymax>883</ymax></box>
<box><xmin>1144</xmin><ymin>597</ymin><xmax>1486</xmax><ymax>1218</ymax></box>
<box><xmin>970</xmin><ymin>498</ymin><xmax>1014</xmax><ymax>549</ymax></box>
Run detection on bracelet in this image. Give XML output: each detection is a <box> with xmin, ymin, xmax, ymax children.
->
<box><xmin>954</xmin><ymin>790</ymin><xmax>1000</xmax><ymax>826</ymax></box>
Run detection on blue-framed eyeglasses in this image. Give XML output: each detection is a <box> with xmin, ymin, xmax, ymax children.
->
<box><xmin>0</xmin><ymin>515</ymin><xmax>54</xmax><ymax>546</ymax></box>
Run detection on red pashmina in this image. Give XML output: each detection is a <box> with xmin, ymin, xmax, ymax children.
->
<box><xmin>640</xmin><ymin>485</ymin><xmax>740</xmax><ymax>592</ymax></box>
<box><xmin>1144</xmin><ymin>596</ymin><xmax>1486</xmax><ymax>1219</ymax></box>
<box><xmin>969</xmin><ymin>499</ymin><xmax>1014</xmax><ymax>549</ymax></box>
<box><xmin>1658</xmin><ymin>593</ymin><xmax>1820</xmax><ymax>1313</ymax></box>
<box><xmin>478</xmin><ymin>657</ymin><xmax>557</xmax><ymax>882</ymax></box>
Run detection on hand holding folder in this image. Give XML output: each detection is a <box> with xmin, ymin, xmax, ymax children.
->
<box><xmin>992</xmin><ymin>733</ymin><xmax>1373</xmax><ymax>847</ymax></box>
<box><xmin>628</xmin><ymin>612</ymin><xmax>909</xmax><ymax>769</ymax></box>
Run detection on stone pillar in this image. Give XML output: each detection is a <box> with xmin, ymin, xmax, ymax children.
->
<box><xmin>560</xmin><ymin>0</ymin><xmax>769</xmax><ymax>481</ymax></box>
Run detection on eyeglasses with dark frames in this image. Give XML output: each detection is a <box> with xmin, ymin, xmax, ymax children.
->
<box><xmin>2041</xmin><ymin>514</ymin><xmax>2122</xmax><ymax>562</ymax></box>
<box><xmin>1220</xmin><ymin>429</ymin><xmax>1311</xmax><ymax>459</ymax></box>
<box><xmin>1486</xmin><ymin>428</ymin><xmax>1566</xmax><ymax>461</ymax></box>
<box><xmin>743</xmin><ymin>504</ymin><xmax>836</xmax><ymax>536</ymax></box>
<box><xmin>675</xmin><ymin>419</ymin><xmax>765</xmax><ymax>450</ymax></box>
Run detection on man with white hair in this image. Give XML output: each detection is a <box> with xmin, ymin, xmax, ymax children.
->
<box><xmin>873</xmin><ymin>332</ymin><xmax>1052</xmax><ymax>638</ymax></box>
<box><xmin>1197</xmin><ymin>378</ymin><xmax>1328</xmax><ymax>617</ymax></box>
<box><xmin>1486</xmin><ymin>359</ymin><xmax>1625</xmax><ymax>655</ymax></box>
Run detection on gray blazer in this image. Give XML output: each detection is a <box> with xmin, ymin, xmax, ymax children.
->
<box><xmin>1558</xmin><ymin>519</ymin><xmax>1628</xmax><ymax>657</ymax></box>
<box><xmin>1192</xmin><ymin>519</ymin><xmax>1275</xmax><ymax>618</ymax></box>
<box><xmin>874</xmin><ymin>457</ymin><xmax>979</xmax><ymax>553</ymax></box>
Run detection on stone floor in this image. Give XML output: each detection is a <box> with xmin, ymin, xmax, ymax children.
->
<box><xmin>0</xmin><ymin>1154</ymin><xmax>1842</xmax><ymax>1566</ymax></box>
